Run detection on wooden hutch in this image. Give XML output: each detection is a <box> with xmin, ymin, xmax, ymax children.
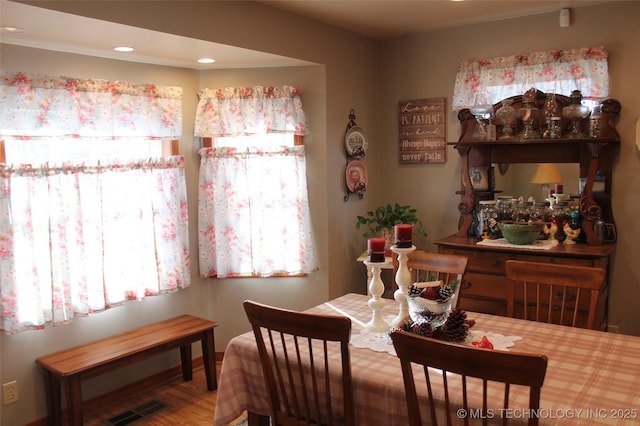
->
<box><xmin>436</xmin><ymin>92</ymin><xmax>620</xmax><ymax>329</ymax></box>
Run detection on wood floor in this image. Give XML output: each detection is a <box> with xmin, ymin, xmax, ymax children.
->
<box><xmin>83</xmin><ymin>361</ymin><xmax>247</xmax><ymax>426</ymax></box>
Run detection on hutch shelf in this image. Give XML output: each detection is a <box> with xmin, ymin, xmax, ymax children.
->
<box><xmin>436</xmin><ymin>92</ymin><xmax>620</xmax><ymax>330</ymax></box>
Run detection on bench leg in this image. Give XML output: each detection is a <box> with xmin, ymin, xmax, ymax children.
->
<box><xmin>42</xmin><ymin>370</ymin><xmax>62</xmax><ymax>426</ymax></box>
<box><xmin>64</xmin><ymin>375</ymin><xmax>83</xmax><ymax>426</ymax></box>
<box><xmin>180</xmin><ymin>344</ymin><xmax>193</xmax><ymax>381</ymax></box>
<box><xmin>202</xmin><ymin>328</ymin><xmax>217</xmax><ymax>390</ymax></box>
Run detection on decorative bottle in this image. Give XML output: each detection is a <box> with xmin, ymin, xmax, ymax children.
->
<box><xmin>542</xmin><ymin>93</ymin><xmax>562</xmax><ymax>139</ymax></box>
<box><xmin>589</xmin><ymin>104</ymin><xmax>602</xmax><ymax>138</ymax></box>
<box><xmin>530</xmin><ymin>202</ymin><xmax>551</xmax><ymax>239</ymax></box>
<box><xmin>476</xmin><ymin>200</ymin><xmax>497</xmax><ymax>239</ymax></box>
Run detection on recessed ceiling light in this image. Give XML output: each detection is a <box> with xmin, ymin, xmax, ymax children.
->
<box><xmin>114</xmin><ymin>46</ymin><xmax>135</xmax><ymax>52</ymax></box>
<box><xmin>0</xmin><ymin>26</ymin><xmax>26</xmax><ymax>34</ymax></box>
<box><xmin>198</xmin><ymin>58</ymin><xmax>216</xmax><ymax>64</ymax></box>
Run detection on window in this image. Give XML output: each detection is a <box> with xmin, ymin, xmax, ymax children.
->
<box><xmin>195</xmin><ymin>86</ymin><xmax>316</xmax><ymax>278</ymax></box>
<box><xmin>0</xmin><ymin>72</ymin><xmax>188</xmax><ymax>335</ymax></box>
<box><xmin>452</xmin><ymin>46</ymin><xmax>609</xmax><ymax>110</ymax></box>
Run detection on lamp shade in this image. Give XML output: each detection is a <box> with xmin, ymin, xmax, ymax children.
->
<box><xmin>530</xmin><ymin>163</ymin><xmax>562</xmax><ymax>184</ymax></box>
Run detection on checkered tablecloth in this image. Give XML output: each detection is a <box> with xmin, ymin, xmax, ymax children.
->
<box><xmin>214</xmin><ymin>293</ymin><xmax>640</xmax><ymax>425</ymax></box>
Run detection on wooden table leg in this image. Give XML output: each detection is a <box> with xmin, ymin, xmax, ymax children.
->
<box><xmin>248</xmin><ymin>411</ymin><xmax>270</xmax><ymax>426</ymax></box>
<box><xmin>201</xmin><ymin>328</ymin><xmax>217</xmax><ymax>390</ymax></box>
<box><xmin>179</xmin><ymin>344</ymin><xmax>193</xmax><ymax>381</ymax></box>
<box><xmin>64</xmin><ymin>375</ymin><xmax>83</xmax><ymax>426</ymax></box>
<box><xmin>42</xmin><ymin>370</ymin><xmax>61</xmax><ymax>426</ymax></box>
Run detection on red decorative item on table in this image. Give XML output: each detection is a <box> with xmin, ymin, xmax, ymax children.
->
<box><xmin>395</xmin><ymin>224</ymin><xmax>413</xmax><ymax>248</ymax></box>
<box><xmin>367</xmin><ymin>238</ymin><xmax>386</xmax><ymax>262</ymax></box>
<box><xmin>472</xmin><ymin>335</ymin><xmax>494</xmax><ymax>349</ymax></box>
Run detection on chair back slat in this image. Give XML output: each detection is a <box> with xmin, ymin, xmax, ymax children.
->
<box><xmin>506</xmin><ymin>260</ymin><xmax>606</xmax><ymax>329</ymax></box>
<box><xmin>244</xmin><ymin>300</ymin><xmax>355</xmax><ymax>426</ymax></box>
<box><xmin>391</xmin><ymin>330</ymin><xmax>548</xmax><ymax>426</ymax></box>
<box><xmin>393</xmin><ymin>251</ymin><xmax>468</xmax><ymax>308</ymax></box>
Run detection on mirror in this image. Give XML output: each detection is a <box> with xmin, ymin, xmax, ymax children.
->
<box><xmin>492</xmin><ymin>163</ymin><xmax>579</xmax><ymax>201</ymax></box>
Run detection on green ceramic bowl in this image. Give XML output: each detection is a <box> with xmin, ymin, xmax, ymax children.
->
<box><xmin>497</xmin><ymin>222</ymin><xmax>545</xmax><ymax>245</ymax></box>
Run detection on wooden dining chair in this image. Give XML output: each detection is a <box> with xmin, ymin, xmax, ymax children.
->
<box><xmin>392</xmin><ymin>250</ymin><xmax>468</xmax><ymax>304</ymax></box>
<box><xmin>390</xmin><ymin>329</ymin><xmax>548</xmax><ymax>426</ymax></box>
<box><xmin>505</xmin><ymin>260</ymin><xmax>606</xmax><ymax>330</ymax></box>
<box><xmin>243</xmin><ymin>300</ymin><xmax>355</xmax><ymax>426</ymax></box>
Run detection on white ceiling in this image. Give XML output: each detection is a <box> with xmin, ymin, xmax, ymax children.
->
<box><xmin>258</xmin><ymin>0</ymin><xmax>611</xmax><ymax>40</ymax></box>
<box><xmin>1</xmin><ymin>0</ymin><xmax>611</xmax><ymax>70</ymax></box>
<box><xmin>0</xmin><ymin>1</ymin><xmax>313</xmax><ymax>70</ymax></box>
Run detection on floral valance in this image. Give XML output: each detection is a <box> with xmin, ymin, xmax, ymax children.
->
<box><xmin>194</xmin><ymin>85</ymin><xmax>307</xmax><ymax>137</ymax></box>
<box><xmin>0</xmin><ymin>72</ymin><xmax>182</xmax><ymax>138</ymax></box>
<box><xmin>452</xmin><ymin>46</ymin><xmax>609</xmax><ymax>110</ymax></box>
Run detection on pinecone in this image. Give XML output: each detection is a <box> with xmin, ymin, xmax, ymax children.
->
<box><xmin>389</xmin><ymin>316</ymin><xmax>413</xmax><ymax>334</ymax></box>
<box><xmin>438</xmin><ymin>285</ymin><xmax>454</xmax><ymax>300</ymax></box>
<box><xmin>410</xmin><ymin>321</ymin><xmax>434</xmax><ymax>337</ymax></box>
<box><xmin>407</xmin><ymin>284</ymin><xmax>422</xmax><ymax>297</ymax></box>
<box><xmin>439</xmin><ymin>309</ymin><xmax>469</xmax><ymax>342</ymax></box>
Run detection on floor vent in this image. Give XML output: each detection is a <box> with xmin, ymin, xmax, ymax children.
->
<box><xmin>103</xmin><ymin>399</ymin><xmax>168</xmax><ymax>426</ymax></box>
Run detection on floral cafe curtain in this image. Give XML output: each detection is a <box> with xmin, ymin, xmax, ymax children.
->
<box><xmin>1</xmin><ymin>72</ymin><xmax>182</xmax><ymax>138</ymax></box>
<box><xmin>194</xmin><ymin>85</ymin><xmax>306</xmax><ymax>137</ymax></box>
<box><xmin>195</xmin><ymin>86</ymin><xmax>316</xmax><ymax>278</ymax></box>
<box><xmin>0</xmin><ymin>72</ymin><xmax>188</xmax><ymax>335</ymax></box>
<box><xmin>452</xmin><ymin>46</ymin><xmax>609</xmax><ymax>110</ymax></box>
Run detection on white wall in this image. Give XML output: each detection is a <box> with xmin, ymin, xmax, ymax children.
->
<box><xmin>2</xmin><ymin>1</ymin><xmax>639</xmax><ymax>424</ymax></box>
<box><xmin>1</xmin><ymin>2</ymin><xmax>378</xmax><ymax>424</ymax></box>
<box><xmin>377</xmin><ymin>1</ymin><xmax>640</xmax><ymax>334</ymax></box>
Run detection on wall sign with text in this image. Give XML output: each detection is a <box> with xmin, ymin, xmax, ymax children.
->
<box><xmin>398</xmin><ymin>98</ymin><xmax>446</xmax><ymax>164</ymax></box>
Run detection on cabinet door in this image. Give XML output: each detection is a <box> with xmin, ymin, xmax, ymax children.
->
<box><xmin>444</xmin><ymin>248</ymin><xmax>511</xmax><ymax>274</ymax></box>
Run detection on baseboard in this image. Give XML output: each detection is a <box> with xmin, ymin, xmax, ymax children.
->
<box><xmin>26</xmin><ymin>351</ymin><xmax>224</xmax><ymax>426</ymax></box>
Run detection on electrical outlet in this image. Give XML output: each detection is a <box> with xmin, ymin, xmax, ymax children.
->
<box><xmin>2</xmin><ymin>381</ymin><xmax>18</xmax><ymax>405</ymax></box>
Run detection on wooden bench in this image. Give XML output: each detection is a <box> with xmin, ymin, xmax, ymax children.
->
<box><xmin>35</xmin><ymin>314</ymin><xmax>218</xmax><ymax>426</ymax></box>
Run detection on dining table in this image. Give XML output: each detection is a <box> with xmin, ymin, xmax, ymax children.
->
<box><xmin>214</xmin><ymin>293</ymin><xmax>640</xmax><ymax>425</ymax></box>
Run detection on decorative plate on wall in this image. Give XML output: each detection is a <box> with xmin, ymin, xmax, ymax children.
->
<box><xmin>344</xmin><ymin>126</ymin><xmax>367</xmax><ymax>158</ymax></box>
<box><xmin>346</xmin><ymin>160</ymin><xmax>368</xmax><ymax>193</ymax></box>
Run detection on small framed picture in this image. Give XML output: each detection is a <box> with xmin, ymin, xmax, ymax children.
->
<box><xmin>469</xmin><ymin>167</ymin><xmax>489</xmax><ymax>191</ymax></box>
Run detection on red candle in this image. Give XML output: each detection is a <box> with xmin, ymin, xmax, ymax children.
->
<box><xmin>395</xmin><ymin>224</ymin><xmax>413</xmax><ymax>248</ymax></box>
<box><xmin>367</xmin><ymin>238</ymin><xmax>386</xmax><ymax>262</ymax></box>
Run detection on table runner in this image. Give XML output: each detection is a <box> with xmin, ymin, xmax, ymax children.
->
<box><xmin>350</xmin><ymin>324</ymin><xmax>522</xmax><ymax>355</ymax></box>
<box><xmin>214</xmin><ymin>293</ymin><xmax>640</xmax><ymax>425</ymax></box>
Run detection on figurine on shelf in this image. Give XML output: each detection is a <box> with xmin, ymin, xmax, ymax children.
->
<box><xmin>562</xmin><ymin>220</ymin><xmax>581</xmax><ymax>244</ymax></box>
<box><xmin>544</xmin><ymin>217</ymin><xmax>558</xmax><ymax>240</ymax></box>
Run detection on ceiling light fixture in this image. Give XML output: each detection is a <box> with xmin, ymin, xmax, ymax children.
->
<box><xmin>114</xmin><ymin>46</ymin><xmax>135</xmax><ymax>52</ymax></box>
<box><xmin>198</xmin><ymin>58</ymin><xmax>216</xmax><ymax>64</ymax></box>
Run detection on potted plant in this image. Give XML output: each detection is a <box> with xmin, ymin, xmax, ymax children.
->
<box><xmin>356</xmin><ymin>203</ymin><xmax>428</xmax><ymax>251</ymax></box>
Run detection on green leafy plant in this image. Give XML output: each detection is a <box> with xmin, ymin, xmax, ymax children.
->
<box><xmin>356</xmin><ymin>203</ymin><xmax>427</xmax><ymax>241</ymax></box>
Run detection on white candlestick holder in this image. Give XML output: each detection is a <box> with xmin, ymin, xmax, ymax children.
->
<box><xmin>363</xmin><ymin>260</ymin><xmax>390</xmax><ymax>332</ymax></box>
<box><xmin>390</xmin><ymin>244</ymin><xmax>416</xmax><ymax>326</ymax></box>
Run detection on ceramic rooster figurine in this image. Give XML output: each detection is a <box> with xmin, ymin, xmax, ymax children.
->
<box><xmin>544</xmin><ymin>217</ymin><xmax>558</xmax><ymax>241</ymax></box>
<box><xmin>562</xmin><ymin>220</ymin><xmax>581</xmax><ymax>244</ymax></box>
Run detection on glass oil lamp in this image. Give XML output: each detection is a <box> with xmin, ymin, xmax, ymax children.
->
<box><xmin>496</xmin><ymin>99</ymin><xmax>517</xmax><ymax>139</ymax></box>
<box><xmin>470</xmin><ymin>93</ymin><xmax>493</xmax><ymax>141</ymax></box>
<box><xmin>518</xmin><ymin>86</ymin><xmax>540</xmax><ymax>139</ymax></box>
<box><xmin>562</xmin><ymin>90</ymin><xmax>590</xmax><ymax>138</ymax></box>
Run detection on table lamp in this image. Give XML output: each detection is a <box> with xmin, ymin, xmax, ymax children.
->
<box><xmin>530</xmin><ymin>163</ymin><xmax>562</xmax><ymax>200</ymax></box>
